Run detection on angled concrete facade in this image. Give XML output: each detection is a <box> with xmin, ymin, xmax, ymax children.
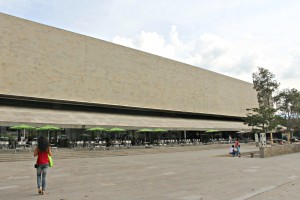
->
<box><xmin>0</xmin><ymin>13</ymin><xmax>258</xmax><ymax>130</ymax></box>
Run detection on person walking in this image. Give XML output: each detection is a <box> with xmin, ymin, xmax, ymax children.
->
<box><xmin>236</xmin><ymin>145</ymin><xmax>241</xmax><ymax>157</ymax></box>
<box><xmin>34</xmin><ymin>136</ymin><xmax>52</xmax><ymax>195</ymax></box>
<box><xmin>229</xmin><ymin>135</ymin><xmax>232</xmax><ymax>144</ymax></box>
<box><xmin>234</xmin><ymin>138</ymin><xmax>240</xmax><ymax>148</ymax></box>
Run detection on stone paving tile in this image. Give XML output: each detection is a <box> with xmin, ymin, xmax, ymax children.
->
<box><xmin>0</xmin><ymin>144</ymin><xmax>299</xmax><ymax>200</ymax></box>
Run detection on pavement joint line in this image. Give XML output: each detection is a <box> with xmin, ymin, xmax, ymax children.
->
<box><xmin>7</xmin><ymin>176</ymin><xmax>30</xmax><ymax>180</ymax></box>
<box><xmin>0</xmin><ymin>185</ymin><xmax>19</xmax><ymax>190</ymax></box>
<box><xmin>233</xmin><ymin>176</ymin><xmax>300</xmax><ymax>200</ymax></box>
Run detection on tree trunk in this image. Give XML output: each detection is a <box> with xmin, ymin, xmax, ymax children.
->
<box><xmin>270</xmin><ymin>132</ymin><xmax>273</xmax><ymax>145</ymax></box>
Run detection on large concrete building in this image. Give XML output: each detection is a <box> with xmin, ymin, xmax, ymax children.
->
<box><xmin>0</xmin><ymin>13</ymin><xmax>258</xmax><ymax>131</ymax></box>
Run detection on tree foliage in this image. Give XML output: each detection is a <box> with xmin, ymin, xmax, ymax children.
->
<box><xmin>274</xmin><ymin>88</ymin><xmax>300</xmax><ymax>131</ymax></box>
<box><xmin>245</xmin><ymin>67</ymin><xmax>279</xmax><ymax>132</ymax></box>
<box><xmin>245</xmin><ymin>107</ymin><xmax>278</xmax><ymax>133</ymax></box>
<box><xmin>252</xmin><ymin>67</ymin><xmax>280</xmax><ymax>107</ymax></box>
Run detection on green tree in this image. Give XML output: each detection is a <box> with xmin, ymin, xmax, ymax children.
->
<box><xmin>245</xmin><ymin>107</ymin><xmax>278</xmax><ymax>133</ymax></box>
<box><xmin>252</xmin><ymin>67</ymin><xmax>280</xmax><ymax>107</ymax></box>
<box><xmin>245</xmin><ymin>67</ymin><xmax>280</xmax><ymax>134</ymax></box>
<box><xmin>274</xmin><ymin>88</ymin><xmax>300</xmax><ymax>137</ymax></box>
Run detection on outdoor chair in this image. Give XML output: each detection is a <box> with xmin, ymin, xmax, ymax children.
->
<box><xmin>98</xmin><ymin>141</ymin><xmax>107</xmax><ymax>150</ymax></box>
<box><xmin>17</xmin><ymin>141</ymin><xmax>27</xmax><ymax>149</ymax></box>
<box><xmin>125</xmin><ymin>140</ymin><xmax>131</xmax><ymax>147</ymax></box>
<box><xmin>0</xmin><ymin>141</ymin><xmax>9</xmax><ymax>149</ymax></box>
<box><xmin>76</xmin><ymin>141</ymin><xmax>84</xmax><ymax>148</ymax></box>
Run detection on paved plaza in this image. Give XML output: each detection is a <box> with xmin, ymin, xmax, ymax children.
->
<box><xmin>0</xmin><ymin>145</ymin><xmax>300</xmax><ymax>200</ymax></box>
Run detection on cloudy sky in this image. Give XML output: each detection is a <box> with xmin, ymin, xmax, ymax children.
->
<box><xmin>1</xmin><ymin>0</ymin><xmax>300</xmax><ymax>90</ymax></box>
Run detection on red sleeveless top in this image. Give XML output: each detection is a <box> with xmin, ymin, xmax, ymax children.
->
<box><xmin>37</xmin><ymin>150</ymin><xmax>49</xmax><ymax>165</ymax></box>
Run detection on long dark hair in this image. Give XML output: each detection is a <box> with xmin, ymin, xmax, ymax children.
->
<box><xmin>38</xmin><ymin>136</ymin><xmax>49</xmax><ymax>152</ymax></box>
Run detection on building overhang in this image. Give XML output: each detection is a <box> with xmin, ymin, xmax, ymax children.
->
<box><xmin>0</xmin><ymin>106</ymin><xmax>251</xmax><ymax>131</ymax></box>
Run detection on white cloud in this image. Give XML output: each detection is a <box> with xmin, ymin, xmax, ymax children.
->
<box><xmin>113</xmin><ymin>28</ymin><xmax>179</xmax><ymax>60</ymax></box>
<box><xmin>113</xmin><ymin>25</ymin><xmax>300</xmax><ymax>90</ymax></box>
<box><xmin>113</xmin><ymin>28</ymin><xmax>260</xmax><ymax>83</ymax></box>
<box><xmin>280</xmin><ymin>48</ymin><xmax>300</xmax><ymax>81</ymax></box>
<box><xmin>112</xmin><ymin>36</ymin><xmax>135</xmax><ymax>49</ymax></box>
<box><xmin>135</xmin><ymin>31</ymin><xmax>175</xmax><ymax>58</ymax></box>
<box><xmin>113</xmin><ymin>26</ymin><xmax>197</xmax><ymax>61</ymax></box>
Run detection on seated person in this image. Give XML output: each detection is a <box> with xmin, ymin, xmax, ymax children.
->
<box><xmin>229</xmin><ymin>145</ymin><xmax>235</xmax><ymax>156</ymax></box>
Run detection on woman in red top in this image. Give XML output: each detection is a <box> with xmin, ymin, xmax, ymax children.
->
<box><xmin>34</xmin><ymin>136</ymin><xmax>52</xmax><ymax>195</ymax></box>
<box><xmin>234</xmin><ymin>139</ymin><xmax>240</xmax><ymax>148</ymax></box>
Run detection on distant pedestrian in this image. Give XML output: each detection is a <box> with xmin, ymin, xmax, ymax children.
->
<box><xmin>34</xmin><ymin>136</ymin><xmax>52</xmax><ymax>195</ymax></box>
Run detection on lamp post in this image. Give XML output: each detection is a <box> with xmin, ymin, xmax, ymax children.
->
<box><xmin>287</xmin><ymin>103</ymin><xmax>292</xmax><ymax>143</ymax></box>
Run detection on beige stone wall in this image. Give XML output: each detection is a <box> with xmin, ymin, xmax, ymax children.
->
<box><xmin>260</xmin><ymin>144</ymin><xmax>300</xmax><ymax>158</ymax></box>
<box><xmin>0</xmin><ymin>13</ymin><xmax>258</xmax><ymax>117</ymax></box>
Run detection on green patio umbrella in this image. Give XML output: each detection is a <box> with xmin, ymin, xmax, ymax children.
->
<box><xmin>108</xmin><ymin>128</ymin><xmax>126</xmax><ymax>132</ymax></box>
<box><xmin>37</xmin><ymin>125</ymin><xmax>61</xmax><ymax>140</ymax></box>
<box><xmin>9</xmin><ymin>124</ymin><xmax>36</xmax><ymax>130</ymax></box>
<box><xmin>86</xmin><ymin>127</ymin><xmax>107</xmax><ymax>132</ymax></box>
<box><xmin>137</xmin><ymin>128</ymin><xmax>153</xmax><ymax>132</ymax></box>
<box><xmin>205</xmin><ymin>129</ymin><xmax>219</xmax><ymax>141</ymax></box>
<box><xmin>107</xmin><ymin>128</ymin><xmax>126</xmax><ymax>141</ymax></box>
<box><xmin>153</xmin><ymin>128</ymin><xmax>167</xmax><ymax>132</ymax></box>
<box><xmin>9</xmin><ymin>124</ymin><xmax>36</xmax><ymax>140</ymax></box>
<box><xmin>205</xmin><ymin>129</ymin><xmax>219</xmax><ymax>133</ymax></box>
<box><xmin>86</xmin><ymin>127</ymin><xmax>107</xmax><ymax>141</ymax></box>
<box><xmin>153</xmin><ymin>128</ymin><xmax>168</xmax><ymax>143</ymax></box>
<box><xmin>137</xmin><ymin>128</ymin><xmax>153</xmax><ymax>144</ymax></box>
<box><xmin>36</xmin><ymin>125</ymin><xmax>61</xmax><ymax>131</ymax></box>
